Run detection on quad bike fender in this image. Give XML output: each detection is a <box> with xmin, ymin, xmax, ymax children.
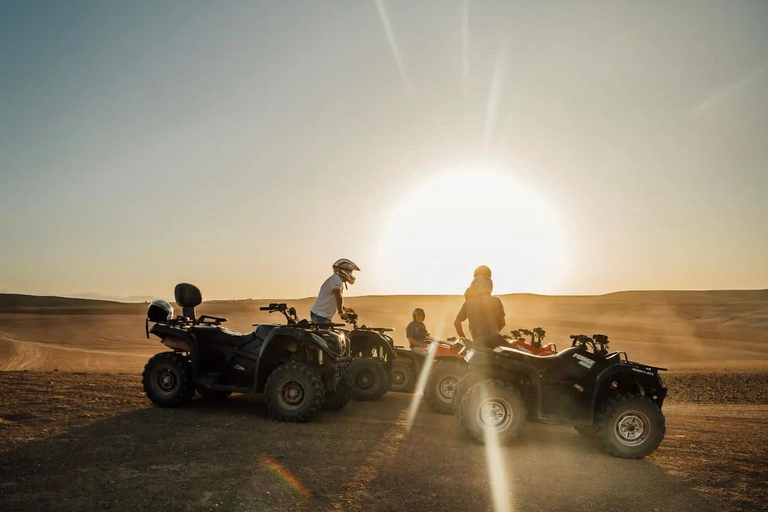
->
<box><xmin>468</xmin><ymin>351</ymin><xmax>544</xmax><ymax>416</ymax></box>
<box><xmin>589</xmin><ymin>364</ymin><xmax>667</xmax><ymax>420</ymax></box>
<box><xmin>349</xmin><ymin>330</ymin><xmax>395</xmax><ymax>370</ymax></box>
<box><xmin>254</xmin><ymin>327</ymin><xmax>338</xmax><ymax>391</ymax></box>
<box><xmin>149</xmin><ymin>323</ymin><xmax>201</xmax><ymax>378</ymax></box>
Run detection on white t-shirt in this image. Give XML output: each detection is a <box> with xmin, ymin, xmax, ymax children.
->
<box><xmin>311</xmin><ymin>273</ymin><xmax>343</xmax><ymax>319</ymax></box>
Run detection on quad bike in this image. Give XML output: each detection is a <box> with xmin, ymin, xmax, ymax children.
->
<box><xmin>454</xmin><ymin>333</ymin><xmax>667</xmax><ymax>459</ymax></box>
<box><xmin>342</xmin><ymin>312</ymin><xmax>396</xmax><ymax>401</ymax></box>
<box><xmin>143</xmin><ymin>283</ymin><xmax>351</xmax><ymax>423</ymax></box>
<box><xmin>391</xmin><ymin>337</ymin><xmax>468</xmax><ymax>414</ymax></box>
<box><xmin>506</xmin><ymin>327</ymin><xmax>557</xmax><ymax>356</ymax></box>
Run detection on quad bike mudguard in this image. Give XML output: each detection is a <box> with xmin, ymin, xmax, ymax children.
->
<box><xmin>465</xmin><ymin>348</ymin><xmax>546</xmax><ymax>416</ymax></box>
<box><xmin>348</xmin><ymin>329</ymin><xmax>395</xmax><ymax>371</ymax></box>
<box><xmin>254</xmin><ymin>325</ymin><xmax>349</xmax><ymax>391</ymax></box>
<box><xmin>588</xmin><ymin>362</ymin><xmax>667</xmax><ymax>418</ymax></box>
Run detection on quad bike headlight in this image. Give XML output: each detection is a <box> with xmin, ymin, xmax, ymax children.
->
<box><xmin>464</xmin><ymin>349</ymin><xmax>475</xmax><ymax>362</ymax></box>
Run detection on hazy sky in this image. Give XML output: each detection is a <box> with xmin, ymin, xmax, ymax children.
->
<box><xmin>1</xmin><ymin>1</ymin><xmax>767</xmax><ymax>300</ymax></box>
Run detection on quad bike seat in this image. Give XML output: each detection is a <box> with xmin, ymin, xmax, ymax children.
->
<box><xmin>190</xmin><ymin>325</ymin><xmax>257</xmax><ymax>347</ymax></box>
<box><xmin>495</xmin><ymin>345</ymin><xmax>581</xmax><ymax>370</ymax></box>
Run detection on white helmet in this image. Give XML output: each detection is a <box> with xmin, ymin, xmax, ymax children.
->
<box><xmin>333</xmin><ymin>258</ymin><xmax>360</xmax><ymax>284</ymax></box>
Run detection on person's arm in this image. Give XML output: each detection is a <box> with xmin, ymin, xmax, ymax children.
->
<box><xmin>497</xmin><ymin>299</ymin><xmax>506</xmax><ymax>331</ymax></box>
<box><xmin>333</xmin><ymin>288</ymin><xmax>343</xmax><ymax>316</ymax></box>
<box><xmin>454</xmin><ymin>303</ymin><xmax>468</xmax><ymax>338</ymax></box>
<box><xmin>408</xmin><ymin>337</ymin><xmax>427</xmax><ymax>348</ymax></box>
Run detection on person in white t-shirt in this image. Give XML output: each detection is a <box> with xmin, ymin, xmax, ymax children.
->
<box><xmin>310</xmin><ymin>259</ymin><xmax>360</xmax><ymax>324</ymax></box>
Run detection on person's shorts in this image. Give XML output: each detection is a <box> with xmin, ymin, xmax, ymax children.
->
<box><xmin>311</xmin><ymin>312</ymin><xmax>332</xmax><ymax>324</ymax></box>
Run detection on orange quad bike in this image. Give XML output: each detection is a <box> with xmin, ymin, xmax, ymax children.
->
<box><xmin>506</xmin><ymin>327</ymin><xmax>558</xmax><ymax>356</ymax></box>
<box><xmin>391</xmin><ymin>337</ymin><xmax>468</xmax><ymax>414</ymax></box>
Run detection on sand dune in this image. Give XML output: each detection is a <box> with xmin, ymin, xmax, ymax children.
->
<box><xmin>0</xmin><ymin>290</ymin><xmax>766</xmax><ymax>372</ymax></box>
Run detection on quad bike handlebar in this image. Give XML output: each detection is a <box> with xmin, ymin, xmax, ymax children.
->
<box><xmin>511</xmin><ymin>327</ymin><xmax>546</xmax><ymax>348</ymax></box>
<box><xmin>570</xmin><ymin>334</ymin><xmax>611</xmax><ymax>355</ymax></box>
<box><xmin>259</xmin><ymin>303</ymin><xmax>299</xmax><ymax>324</ymax></box>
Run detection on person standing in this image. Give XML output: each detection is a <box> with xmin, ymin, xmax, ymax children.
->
<box><xmin>454</xmin><ymin>266</ymin><xmax>506</xmax><ymax>349</ymax></box>
<box><xmin>310</xmin><ymin>258</ymin><xmax>360</xmax><ymax>324</ymax></box>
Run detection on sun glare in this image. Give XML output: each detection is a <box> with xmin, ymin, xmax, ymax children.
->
<box><xmin>382</xmin><ymin>170</ymin><xmax>565</xmax><ymax>295</ymax></box>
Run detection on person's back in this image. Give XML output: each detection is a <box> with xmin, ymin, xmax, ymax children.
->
<box><xmin>454</xmin><ymin>292</ymin><xmax>505</xmax><ymax>348</ymax></box>
<box><xmin>311</xmin><ymin>273</ymin><xmax>343</xmax><ymax>323</ymax></box>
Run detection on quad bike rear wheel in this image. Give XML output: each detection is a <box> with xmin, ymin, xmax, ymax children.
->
<box><xmin>459</xmin><ymin>379</ymin><xmax>526</xmax><ymax>445</ymax></box>
<box><xmin>265</xmin><ymin>361</ymin><xmax>325</xmax><ymax>422</ymax></box>
<box><xmin>197</xmin><ymin>387</ymin><xmax>232</xmax><ymax>403</ymax></box>
<box><xmin>322</xmin><ymin>368</ymin><xmax>353</xmax><ymax>412</ymax></box>
<box><xmin>596</xmin><ymin>394</ymin><xmax>665</xmax><ymax>459</ymax></box>
<box><xmin>425</xmin><ymin>360</ymin><xmax>467</xmax><ymax>414</ymax></box>
<box><xmin>390</xmin><ymin>358</ymin><xmax>417</xmax><ymax>393</ymax></box>
<box><xmin>142</xmin><ymin>352</ymin><xmax>196</xmax><ymax>408</ymax></box>
<box><xmin>347</xmin><ymin>358</ymin><xmax>389</xmax><ymax>401</ymax></box>
<box><xmin>453</xmin><ymin>372</ymin><xmax>480</xmax><ymax>419</ymax></box>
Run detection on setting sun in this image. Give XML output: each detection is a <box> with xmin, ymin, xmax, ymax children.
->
<box><xmin>382</xmin><ymin>169</ymin><xmax>566</xmax><ymax>295</ymax></box>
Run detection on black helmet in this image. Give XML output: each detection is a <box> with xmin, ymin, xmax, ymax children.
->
<box><xmin>412</xmin><ymin>307</ymin><xmax>425</xmax><ymax>319</ymax></box>
<box><xmin>147</xmin><ymin>299</ymin><xmax>173</xmax><ymax>323</ymax></box>
<box><xmin>474</xmin><ymin>265</ymin><xmax>492</xmax><ymax>278</ymax></box>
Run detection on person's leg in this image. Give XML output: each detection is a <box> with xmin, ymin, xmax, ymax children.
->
<box><xmin>484</xmin><ymin>334</ymin><xmax>506</xmax><ymax>350</ymax></box>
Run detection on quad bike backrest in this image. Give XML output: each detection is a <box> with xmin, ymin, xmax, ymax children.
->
<box><xmin>174</xmin><ymin>283</ymin><xmax>202</xmax><ymax>320</ymax></box>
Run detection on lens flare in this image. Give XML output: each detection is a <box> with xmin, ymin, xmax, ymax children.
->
<box><xmin>259</xmin><ymin>455</ymin><xmax>310</xmax><ymax>499</ymax></box>
<box><xmin>479</xmin><ymin>383</ymin><xmax>514</xmax><ymax>512</ymax></box>
<box><xmin>405</xmin><ymin>341</ymin><xmax>438</xmax><ymax>431</ymax></box>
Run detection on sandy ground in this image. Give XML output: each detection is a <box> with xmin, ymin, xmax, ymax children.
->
<box><xmin>0</xmin><ymin>291</ymin><xmax>766</xmax><ymax>510</ymax></box>
<box><xmin>0</xmin><ymin>371</ymin><xmax>766</xmax><ymax>512</ymax></box>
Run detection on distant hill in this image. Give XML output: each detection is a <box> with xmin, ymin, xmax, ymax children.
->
<box><xmin>66</xmin><ymin>293</ymin><xmax>157</xmax><ymax>303</ymax></box>
<box><xmin>0</xmin><ymin>294</ymin><xmax>144</xmax><ymax>314</ymax></box>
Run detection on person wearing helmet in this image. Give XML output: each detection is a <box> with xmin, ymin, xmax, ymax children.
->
<box><xmin>406</xmin><ymin>307</ymin><xmax>430</xmax><ymax>354</ymax></box>
<box><xmin>464</xmin><ymin>265</ymin><xmax>493</xmax><ymax>300</ymax></box>
<box><xmin>454</xmin><ymin>267</ymin><xmax>506</xmax><ymax>349</ymax></box>
<box><xmin>310</xmin><ymin>259</ymin><xmax>360</xmax><ymax>324</ymax></box>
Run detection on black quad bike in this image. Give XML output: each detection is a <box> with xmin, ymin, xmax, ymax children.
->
<box><xmin>143</xmin><ymin>283</ymin><xmax>351</xmax><ymax>423</ymax></box>
<box><xmin>391</xmin><ymin>337</ymin><xmax>468</xmax><ymax>414</ymax></box>
<box><xmin>342</xmin><ymin>312</ymin><xmax>396</xmax><ymax>401</ymax></box>
<box><xmin>454</xmin><ymin>334</ymin><xmax>667</xmax><ymax>458</ymax></box>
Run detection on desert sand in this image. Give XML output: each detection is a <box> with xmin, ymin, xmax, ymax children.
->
<box><xmin>1</xmin><ymin>290</ymin><xmax>767</xmax><ymax>372</ymax></box>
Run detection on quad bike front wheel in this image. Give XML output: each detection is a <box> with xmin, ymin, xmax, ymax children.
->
<box><xmin>322</xmin><ymin>368</ymin><xmax>353</xmax><ymax>412</ymax></box>
<box><xmin>347</xmin><ymin>358</ymin><xmax>389</xmax><ymax>401</ymax></box>
<box><xmin>425</xmin><ymin>360</ymin><xmax>467</xmax><ymax>414</ymax></box>
<box><xmin>265</xmin><ymin>361</ymin><xmax>325</xmax><ymax>422</ymax></box>
<box><xmin>459</xmin><ymin>379</ymin><xmax>526</xmax><ymax>445</ymax></box>
<box><xmin>142</xmin><ymin>352</ymin><xmax>196</xmax><ymax>408</ymax></box>
<box><xmin>596</xmin><ymin>394</ymin><xmax>665</xmax><ymax>459</ymax></box>
<box><xmin>390</xmin><ymin>358</ymin><xmax>417</xmax><ymax>393</ymax></box>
